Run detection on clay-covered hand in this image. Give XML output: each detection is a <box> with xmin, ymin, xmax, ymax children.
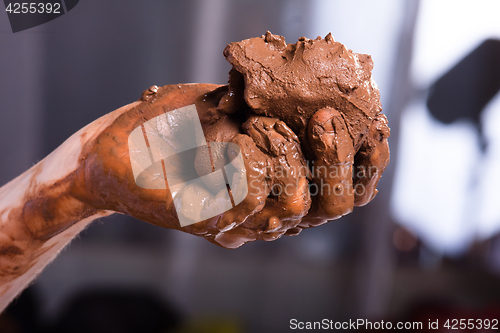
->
<box><xmin>71</xmin><ymin>83</ymin><xmax>309</xmax><ymax>249</ymax></box>
<box><xmin>72</xmin><ymin>32</ymin><xmax>390</xmax><ymax>249</ymax></box>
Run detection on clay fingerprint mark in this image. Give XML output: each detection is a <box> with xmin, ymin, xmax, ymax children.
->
<box><xmin>0</xmin><ymin>245</ymin><xmax>24</xmax><ymax>257</ymax></box>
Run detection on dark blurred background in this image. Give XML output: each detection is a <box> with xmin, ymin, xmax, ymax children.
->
<box><xmin>1</xmin><ymin>0</ymin><xmax>500</xmax><ymax>332</ymax></box>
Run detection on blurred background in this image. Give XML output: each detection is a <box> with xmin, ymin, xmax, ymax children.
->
<box><xmin>1</xmin><ymin>0</ymin><xmax>500</xmax><ymax>332</ymax></box>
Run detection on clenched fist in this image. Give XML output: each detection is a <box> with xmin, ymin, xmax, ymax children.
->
<box><xmin>71</xmin><ymin>32</ymin><xmax>390</xmax><ymax>249</ymax></box>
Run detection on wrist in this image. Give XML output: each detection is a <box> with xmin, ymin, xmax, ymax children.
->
<box><xmin>21</xmin><ymin>155</ymin><xmax>100</xmax><ymax>241</ymax></box>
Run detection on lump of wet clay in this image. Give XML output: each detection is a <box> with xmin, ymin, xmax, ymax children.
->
<box><xmin>221</xmin><ymin>31</ymin><xmax>382</xmax><ymax>149</ymax></box>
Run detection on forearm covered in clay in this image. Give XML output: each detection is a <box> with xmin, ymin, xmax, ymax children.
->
<box><xmin>0</xmin><ymin>102</ymin><xmax>138</xmax><ymax>312</ymax></box>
